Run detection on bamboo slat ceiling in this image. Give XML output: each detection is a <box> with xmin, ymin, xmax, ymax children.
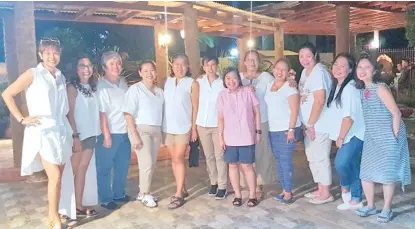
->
<box><xmin>253</xmin><ymin>1</ymin><xmax>414</xmax><ymax>35</ymax></box>
<box><xmin>0</xmin><ymin>1</ymin><xmax>285</xmax><ymax>38</ymax></box>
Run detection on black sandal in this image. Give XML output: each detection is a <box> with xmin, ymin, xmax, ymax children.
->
<box><xmin>168</xmin><ymin>196</ymin><xmax>185</xmax><ymax>210</ymax></box>
<box><xmin>247</xmin><ymin>198</ymin><xmax>258</xmax><ymax>207</ymax></box>
<box><xmin>232</xmin><ymin>198</ymin><xmax>242</xmax><ymax>207</ymax></box>
<box><xmin>77</xmin><ymin>208</ymin><xmax>98</xmax><ymax>217</ymax></box>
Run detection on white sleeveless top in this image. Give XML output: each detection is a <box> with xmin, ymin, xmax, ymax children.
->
<box><xmin>74</xmin><ymin>84</ymin><xmax>101</xmax><ymax>141</ymax></box>
<box><xmin>196</xmin><ymin>75</ymin><xmax>225</xmax><ymax>128</ymax></box>
<box><xmin>163</xmin><ymin>76</ymin><xmax>194</xmax><ymax>134</ymax></box>
<box><xmin>21</xmin><ymin>63</ymin><xmax>73</xmax><ymax>176</ymax></box>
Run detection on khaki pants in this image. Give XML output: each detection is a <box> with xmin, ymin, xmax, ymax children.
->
<box><xmin>197</xmin><ymin>126</ymin><xmax>228</xmax><ymax>189</ymax></box>
<box><xmin>131</xmin><ymin>124</ymin><xmax>161</xmax><ymax>193</ymax></box>
<box><xmin>240</xmin><ymin>122</ymin><xmax>277</xmax><ymax>187</ymax></box>
<box><xmin>304</xmin><ymin>132</ymin><xmax>332</xmax><ymax>186</ymax></box>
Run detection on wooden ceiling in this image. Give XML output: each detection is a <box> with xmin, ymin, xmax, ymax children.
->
<box><xmin>253</xmin><ymin>1</ymin><xmax>414</xmax><ymax>35</ymax></box>
<box><xmin>0</xmin><ymin>1</ymin><xmax>285</xmax><ymax>38</ymax></box>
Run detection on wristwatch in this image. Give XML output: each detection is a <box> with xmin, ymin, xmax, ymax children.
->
<box><xmin>255</xmin><ymin>129</ymin><xmax>262</xmax><ymax>134</ymax></box>
<box><xmin>306</xmin><ymin>124</ymin><xmax>314</xmax><ymax>129</ymax></box>
<box><xmin>72</xmin><ymin>133</ymin><xmax>80</xmax><ymax>139</ymax></box>
<box><xmin>288</xmin><ymin>128</ymin><xmax>295</xmax><ymax>132</ymax></box>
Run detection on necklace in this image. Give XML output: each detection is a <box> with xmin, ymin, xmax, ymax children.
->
<box><xmin>75</xmin><ymin>83</ymin><xmax>94</xmax><ymax>97</ymax></box>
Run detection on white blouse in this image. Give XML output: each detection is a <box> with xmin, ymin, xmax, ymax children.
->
<box><xmin>163</xmin><ymin>76</ymin><xmax>194</xmax><ymax>134</ymax></box>
<box><xmin>196</xmin><ymin>75</ymin><xmax>224</xmax><ymax>128</ymax></box>
<box><xmin>96</xmin><ymin>77</ymin><xmax>128</xmax><ymax>134</ymax></box>
<box><xmin>74</xmin><ymin>84</ymin><xmax>101</xmax><ymax>140</ymax></box>
<box><xmin>122</xmin><ymin>81</ymin><xmax>164</xmax><ymax>126</ymax></box>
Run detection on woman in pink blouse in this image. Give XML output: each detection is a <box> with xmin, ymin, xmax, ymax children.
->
<box><xmin>217</xmin><ymin>68</ymin><xmax>261</xmax><ymax>207</ymax></box>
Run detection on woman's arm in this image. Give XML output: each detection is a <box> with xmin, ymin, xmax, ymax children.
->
<box><xmin>377</xmin><ymin>84</ymin><xmax>401</xmax><ymax>136</ymax></box>
<box><xmin>254</xmin><ymin>104</ymin><xmax>261</xmax><ymax>131</ymax></box>
<box><xmin>307</xmin><ymin>89</ymin><xmax>326</xmax><ymax>126</ymax></box>
<box><xmin>1</xmin><ymin>69</ymin><xmax>33</xmax><ymax>122</ymax></box>
<box><xmin>124</xmin><ymin>113</ymin><xmax>138</xmax><ymax>136</ymax></box>
<box><xmin>287</xmin><ymin>93</ymin><xmax>300</xmax><ymax>129</ymax></box>
<box><xmin>100</xmin><ymin>112</ymin><xmax>111</xmax><ymax>139</ymax></box>
<box><xmin>66</xmin><ymin>84</ymin><xmax>79</xmax><ymax>136</ymax></box>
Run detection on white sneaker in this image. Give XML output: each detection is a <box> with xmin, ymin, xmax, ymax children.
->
<box><xmin>141</xmin><ymin>195</ymin><xmax>157</xmax><ymax>208</ymax></box>
<box><xmin>341</xmin><ymin>192</ymin><xmax>351</xmax><ymax>203</ymax></box>
<box><xmin>137</xmin><ymin>194</ymin><xmax>158</xmax><ymax>202</ymax></box>
<box><xmin>337</xmin><ymin>201</ymin><xmax>363</xmax><ymax>210</ymax></box>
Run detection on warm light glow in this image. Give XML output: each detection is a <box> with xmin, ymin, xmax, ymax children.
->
<box><xmin>230</xmin><ymin>48</ymin><xmax>238</xmax><ymax>56</ymax></box>
<box><xmin>247</xmin><ymin>39</ymin><xmax>254</xmax><ymax>48</ymax></box>
<box><xmin>158</xmin><ymin>33</ymin><xmax>171</xmax><ymax>46</ymax></box>
<box><xmin>180</xmin><ymin>30</ymin><xmax>185</xmax><ymax>39</ymax></box>
<box><xmin>370</xmin><ymin>40</ymin><xmax>379</xmax><ymax>49</ymax></box>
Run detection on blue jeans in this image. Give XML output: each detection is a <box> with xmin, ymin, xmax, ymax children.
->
<box><xmin>95</xmin><ymin>134</ymin><xmax>131</xmax><ymax>204</ymax></box>
<box><xmin>268</xmin><ymin>127</ymin><xmax>301</xmax><ymax>192</ymax></box>
<box><xmin>334</xmin><ymin>136</ymin><xmax>363</xmax><ymax>202</ymax></box>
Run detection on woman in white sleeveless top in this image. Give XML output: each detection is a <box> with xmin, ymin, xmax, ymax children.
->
<box><xmin>163</xmin><ymin>54</ymin><xmax>199</xmax><ymax>209</ymax></box>
<box><xmin>123</xmin><ymin>61</ymin><xmax>163</xmax><ymax>208</ymax></box>
<box><xmin>66</xmin><ymin>56</ymin><xmax>100</xmax><ymax>217</ymax></box>
<box><xmin>2</xmin><ymin>38</ymin><xmax>73</xmax><ymax>229</ymax></box>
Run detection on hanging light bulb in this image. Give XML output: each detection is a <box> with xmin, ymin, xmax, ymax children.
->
<box><xmin>159</xmin><ymin>33</ymin><xmax>171</xmax><ymax>47</ymax></box>
<box><xmin>180</xmin><ymin>29</ymin><xmax>185</xmax><ymax>39</ymax></box>
<box><xmin>247</xmin><ymin>39</ymin><xmax>254</xmax><ymax>48</ymax></box>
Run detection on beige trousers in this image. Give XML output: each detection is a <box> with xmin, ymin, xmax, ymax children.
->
<box><xmin>197</xmin><ymin>126</ymin><xmax>228</xmax><ymax>189</ymax></box>
<box><xmin>304</xmin><ymin>132</ymin><xmax>332</xmax><ymax>186</ymax></box>
<box><xmin>240</xmin><ymin>122</ymin><xmax>277</xmax><ymax>187</ymax></box>
<box><xmin>131</xmin><ymin>124</ymin><xmax>161</xmax><ymax>193</ymax></box>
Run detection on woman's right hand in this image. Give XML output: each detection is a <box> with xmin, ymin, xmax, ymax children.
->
<box><xmin>103</xmin><ymin>135</ymin><xmax>112</xmax><ymax>148</ymax></box>
<box><xmin>131</xmin><ymin>132</ymin><xmax>143</xmax><ymax>151</ymax></box>
<box><xmin>219</xmin><ymin>137</ymin><xmax>226</xmax><ymax>152</ymax></box>
<box><xmin>21</xmin><ymin>116</ymin><xmax>40</xmax><ymax>127</ymax></box>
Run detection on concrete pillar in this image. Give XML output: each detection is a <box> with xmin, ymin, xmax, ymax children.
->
<box><xmin>335</xmin><ymin>4</ymin><xmax>350</xmax><ymax>54</ymax></box>
<box><xmin>237</xmin><ymin>35</ymin><xmax>250</xmax><ymax>72</ymax></box>
<box><xmin>3</xmin><ymin>2</ymin><xmax>37</xmax><ymax>168</ymax></box>
<box><xmin>153</xmin><ymin>22</ymin><xmax>169</xmax><ymax>88</ymax></box>
<box><xmin>274</xmin><ymin>26</ymin><xmax>284</xmax><ymax>60</ymax></box>
<box><xmin>373</xmin><ymin>30</ymin><xmax>380</xmax><ymax>49</ymax></box>
<box><xmin>183</xmin><ymin>6</ymin><xmax>201</xmax><ymax>79</ymax></box>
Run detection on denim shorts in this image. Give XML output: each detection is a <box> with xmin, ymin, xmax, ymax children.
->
<box><xmin>224</xmin><ymin>145</ymin><xmax>256</xmax><ymax>164</ymax></box>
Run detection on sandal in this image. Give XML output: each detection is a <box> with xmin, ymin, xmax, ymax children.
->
<box><xmin>355</xmin><ymin>206</ymin><xmax>377</xmax><ymax>217</ymax></box>
<box><xmin>256</xmin><ymin>186</ymin><xmax>264</xmax><ymax>199</ymax></box>
<box><xmin>377</xmin><ymin>209</ymin><xmax>393</xmax><ymax>223</ymax></box>
<box><xmin>232</xmin><ymin>198</ymin><xmax>242</xmax><ymax>207</ymax></box>
<box><xmin>77</xmin><ymin>208</ymin><xmax>98</xmax><ymax>217</ymax></box>
<box><xmin>47</xmin><ymin>219</ymin><xmax>72</xmax><ymax>229</ymax></box>
<box><xmin>247</xmin><ymin>198</ymin><xmax>258</xmax><ymax>207</ymax></box>
<box><xmin>168</xmin><ymin>196</ymin><xmax>185</xmax><ymax>210</ymax></box>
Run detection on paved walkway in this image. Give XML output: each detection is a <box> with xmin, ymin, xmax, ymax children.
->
<box><xmin>0</xmin><ymin>142</ymin><xmax>414</xmax><ymax>229</ymax></box>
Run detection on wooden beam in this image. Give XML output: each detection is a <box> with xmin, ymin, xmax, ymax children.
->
<box><xmin>117</xmin><ymin>11</ymin><xmax>140</xmax><ymax>23</ymax></box>
<box><xmin>202</xmin><ymin>24</ymin><xmax>241</xmax><ymax>33</ymax></box>
<box><xmin>74</xmin><ymin>8</ymin><xmax>95</xmax><ymax>20</ymax></box>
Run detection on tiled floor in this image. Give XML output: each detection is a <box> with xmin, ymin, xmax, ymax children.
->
<box><xmin>0</xmin><ymin>141</ymin><xmax>414</xmax><ymax>229</ymax></box>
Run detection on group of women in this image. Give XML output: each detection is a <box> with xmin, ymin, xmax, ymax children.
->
<box><xmin>1</xmin><ymin>38</ymin><xmax>411</xmax><ymax>229</ymax></box>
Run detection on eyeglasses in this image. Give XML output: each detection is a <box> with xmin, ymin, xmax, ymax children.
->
<box><xmin>78</xmin><ymin>64</ymin><xmax>94</xmax><ymax>69</ymax></box>
<box><xmin>40</xmin><ymin>38</ymin><xmax>60</xmax><ymax>45</ymax></box>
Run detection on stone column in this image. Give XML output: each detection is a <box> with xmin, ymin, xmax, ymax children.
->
<box><xmin>154</xmin><ymin>22</ymin><xmax>169</xmax><ymax>88</ymax></box>
<box><xmin>335</xmin><ymin>4</ymin><xmax>350</xmax><ymax>54</ymax></box>
<box><xmin>3</xmin><ymin>2</ymin><xmax>37</xmax><ymax>168</ymax></box>
<box><xmin>274</xmin><ymin>26</ymin><xmax>284</xmax><ymax>60</ymax></box>
<box><xmin>183</xmin><ymin>6</ymin><xmax>201</xmax><ymax>79</ymax></box>
<box><xmin>237</xmin><ymin>35</ymin><xmax>250</xmax><ymax>72</ymax></box>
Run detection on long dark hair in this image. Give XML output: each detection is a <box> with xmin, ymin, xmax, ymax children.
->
<box><xmin>327</xmin><ymin>53</ymin><xmax>356</xmax><ymax>108</ymax></box>
<box><xmin>299</xmin><ymin>42</ymin><xmax>320</xmax><ymax>63</ymax></box>
<box><xmin>354</xmin><ymin>52</ymin><xmax>381</xmax><ymax>89</ymax></box>
<box><xmin>70</xmin><ymin>55</ymin><xmax>97</xmax><ymax>97</ymax></box>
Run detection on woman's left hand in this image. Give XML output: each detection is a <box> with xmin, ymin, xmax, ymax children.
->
<box><xmin>191</xmin><ymin>128</ymin><xmax>198</xmax><ymax>142</ymax></box>
<box><xmin>286</xmin><ymin>131</ymin><xmax>295</xmax><ymax>143</ymax></box>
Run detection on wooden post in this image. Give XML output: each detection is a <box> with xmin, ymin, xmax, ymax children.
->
<box><xmin>154</xmin><ymin>22</ymin><xmax>169</xmax><ymax>88</ymax></box>
<box><xmin>183</xmin><ymin>6</ymin><xmax>201</xmax><ymax>79</ymax></box>
<box><xmin>3</xmin><ymin>2</ymin><xmax>37</xmax><ymax>168</ymax></box>
<box><xmin>274</xmin><ymin>26</ymin><xmax>284</xmax><ymax>60</ymax></box>
<box><xmin>350</xmin><ymin>33</ymin><xmax>357</xmax><ymax>54</ymax></box>
<box><xmin>335</xmin><ymin>4</ymin><xmax>350</xmax><ymax>54</ymax></box>
<box><xmin>237</xmin><ymin>35</ymin><xmax>250</xmax><ymax>73</ymax></box>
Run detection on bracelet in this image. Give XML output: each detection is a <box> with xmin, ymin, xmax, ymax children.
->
<box><xmin>288</xmin><ymin>128</ymin><xmax>295</xmax><ymax>132</ymax></box>
<box><xmin>72</xmin><ymin>133</ymin><xmax>80</xmax><ymax>139</ymax></box>
<box><xmin>19</xmin><ymin>117</ymin><xmax>24</xmax><ymax>124</ymax></box>
<box><xmin>255</xmin><ymin>129</ymin><xmax>262</xmax><ymax>134</ymax></box>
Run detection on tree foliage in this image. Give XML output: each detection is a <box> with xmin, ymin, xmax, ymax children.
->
<box><xmin>406</xmin><ymin>5</ymin><xmax>415</xmax><ymax>47</ymax></box>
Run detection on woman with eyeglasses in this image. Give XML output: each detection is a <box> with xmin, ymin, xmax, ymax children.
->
<box><xmin>65</xmin><ymin>55</ymin><xmax>100</xmax><ymax>217</ymax></box>
<box><xmin>2</xmin><ymin>38</ymin><xmax>73</xmax><ymax>229</ymax></box>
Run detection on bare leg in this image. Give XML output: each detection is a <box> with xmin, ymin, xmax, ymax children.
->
<box><xmin>228</xmin><ymin>164</ymin><xmax>241</xmax><ymax>198</ymax></box>
<box><xmin>362</xmin><ymin>180</ymin><xmax>375</xmax><ymax>208</ymax></box>
<box><xmin>40</xmin><ymin>156</ymin><xmax>65</xmax><ymax>229</ymax></box>
<box><xmin>72</xmin><ymin>148</ymin><xmax>94</xmax><ymax>210</ymax></box>
<box><xmin>240</xmin><ymin>164</ymin><xmax>257</xmax><ymax>199</ymax></box>
<box><xmin>169</xmin><ymin>144</ymin><xmax>187</xmax><ymax>198</ymax></box>
<box><xmin>382</xmin><ymin>183</ymin><xmax>395</xmax><ymax>210</ymax></box>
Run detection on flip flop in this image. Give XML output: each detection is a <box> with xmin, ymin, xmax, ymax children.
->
<box><xmin>377</xmin><ymin>209</ymin><xmax>393</xmax><ymax>223</ymax></box>
<box><xmin>232</xmin><ymin>198</ymin><xmax>242</xmax><ymax>207</ymax></box>
<box><xmin>247</xmin><ymin>198</ymin><xmax>258</xmax><ymax>207</ymax></box>
<box><xmin>355</xmin><ymin>206</ymin><xmax>377</xmax><ymax>217</ymax></box>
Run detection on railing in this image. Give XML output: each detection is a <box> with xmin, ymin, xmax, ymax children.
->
<box><xmin>362</xmin><ymin>47</ymin><xmax>415</xmax><ymax>66</ymax></box>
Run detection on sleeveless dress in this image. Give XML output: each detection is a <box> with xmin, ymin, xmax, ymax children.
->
<box><xmin>360</xmin><ymin>83</ymin><xmax>411</xmax><ymax>191</ymax></box>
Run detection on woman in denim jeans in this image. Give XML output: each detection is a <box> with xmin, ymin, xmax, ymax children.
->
<box><xmin>265</xmin><ymin>58</ymin><xmax>301</xmax><ymax>204</ymax></box>
<box><xmin>326</xmin><ymin>53</ymin><xmax>365</xmax><ymax>210</ymax></box>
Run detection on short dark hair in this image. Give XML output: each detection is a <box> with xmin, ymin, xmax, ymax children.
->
<box><xmin>222</xmin><ymin>67</ymin><xmax>243</xmax><ymax>88</ymax></box>
<box><xmin>202</xmin><ymin>56</ymin><xmax>219</xmax><ymax>66</ymax></box>
<box><xmin>355</xmin><ymin>52</ymin><xmax>381</xmax><ymax>89</ymax></box>
<box><xmin>274</xmin><ymin>58</ymin><xmax>291</xmax><ymax>70</ymax></box>
<box><xmin>299</xmin><ymin>42</ymin><xmax>320</xmax><ymax>62</ymax></box>
<box><xmin>138</xmin><ymin>60</ymin><xmax>156</xmax><ymax>72</ymax></box>
<box><xmin>402</xmin><ymin>58</ymin><xmax>410</xmax><ymax>63</ymax></box>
